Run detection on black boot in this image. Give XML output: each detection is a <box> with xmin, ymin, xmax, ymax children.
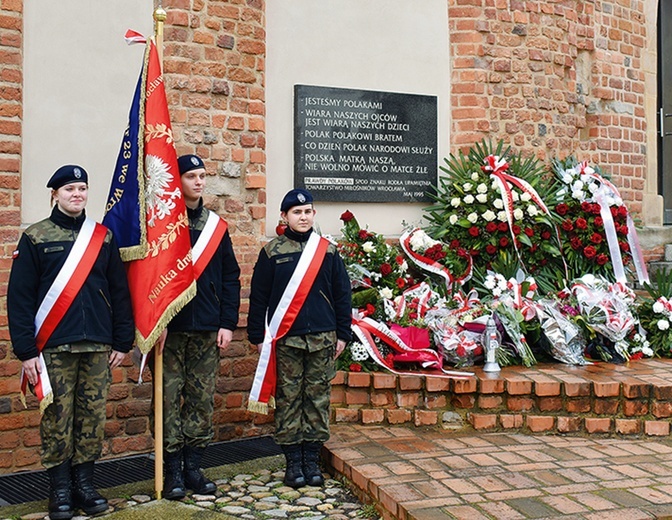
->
<box><xmin>71</xmin><ymin>461</ymin><xmax>108</xmax><ymax>515</ymax></box>
<box><xmin>281</xmin><ymin>444</ymin><xmax>306</xmax><ymax>488</ymax></box>
<box><xmin>47</xmin><ymin>460</ymin><xmax>74</xmax><ymax>520</ymax></box>
<box><xmin>183</xmin><ymin>445</ymin><xmax>216</xmax><ymax>495</ymax></box>
<box><xmin>163</xmin><ymin>449</ymin><xmax>186</xmax><ymax>500</ymax></box>
<box><xmin>302</xmin><ymin>442</ymin><xmax>325</xmax><ymax>487</ymax></box>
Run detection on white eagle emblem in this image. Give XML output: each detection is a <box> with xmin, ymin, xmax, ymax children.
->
<box><xmin>145</xmin><ymin>154</ymin><xmax>181</xmax><ymax>227</ymax></box>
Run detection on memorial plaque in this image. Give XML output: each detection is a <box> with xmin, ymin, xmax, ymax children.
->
<box><xmin>294</xmin><ymin>85</ymin><xmax>437</xmax><ymax>203</ymax></box>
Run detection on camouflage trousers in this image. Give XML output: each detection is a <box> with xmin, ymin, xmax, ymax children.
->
<box><xmin>274</xmin><ymin>333</ymin><xmax>336</xmax><ymax>446</ymax></box>
<box><xmin>41</xmin><ymin>348</ymin><xmax>110</xmax><ymax>469</ymax></box>
<box><xmin>155</xmin><ymin>331</ymin><xmax>219</xmax><ymax>454</ymax></box>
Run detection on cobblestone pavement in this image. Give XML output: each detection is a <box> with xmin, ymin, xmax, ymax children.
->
<box><xmin>2</xmin><ymin>469</ymin><xmax>380</xmax><ymax>520</ymax></box>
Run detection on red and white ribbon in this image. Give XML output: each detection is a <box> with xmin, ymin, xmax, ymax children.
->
<box><xmin>124</xmin><ymin>29</ymin><xmax>147</xmax><ymax>45</ymax></box>
<box><xmin>585</xmin><ymin>171</ymin><xmax>649</xmax><ymax>285</ymax></box>
<box><xmin>350</xmin><ymin>312</ymin><xmax>473</xmax><ymax>379</ymax></box>
<box><xmin>399</xmin><ymin>229</ymin><xmax>472</xmax><ymax>290</ymax></box>
<box><xmin>484</xmin><ymin>155</ymin><xmax>567</xmax><ymax>277</ymax></box>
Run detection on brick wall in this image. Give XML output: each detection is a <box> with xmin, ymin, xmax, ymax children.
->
<box><xmin>0</xmin><ymin>0</ymin><xmax>28</xmax><ymax>469</ymax></box>
<box><xmin>0</xmin><ymin>0</ymin><xmax>659</xmax><ymax>473</ymax></box>
<box><xmin>449</xmin><ymin>0</ymin><xmax>647</xmax><ymax>215</ymax></box>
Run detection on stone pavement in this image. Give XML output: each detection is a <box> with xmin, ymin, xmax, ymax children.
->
<box><xmin>0</xmin><ymin>469</ymin><xmax>379</xmax><ymax>520</ymax></box>
<box><xmin>325</xmin><ymin>424</ymin><xmax>672</xmax><ymax>519</ymax></box>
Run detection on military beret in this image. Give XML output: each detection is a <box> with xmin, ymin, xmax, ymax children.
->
<box><xmin>280</xmin><ymin>188</ymin><xmax>314</xmax><ymax>213</ymax></box>
<box><xmin>47</xmin><ymin>165</ymin><xmax>88</xmax><ymax>190</ymax></box>
<box><xmin>177</xmin><ymin>154</ymin><xmax>205</xmax><ymax>175</ymax></box>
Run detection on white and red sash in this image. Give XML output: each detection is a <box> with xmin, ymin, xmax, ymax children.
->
<box><xmin>136</xmin><ymin>211</ymin><xmax>229</xmax><ymax>381</ymax></box>
<box><xmin>248</xmin><ymin>232</ymin><xmax>330</xmax><ymax>414</ymax></box>
<box><xmin>192</xmin><ymin>210</ymin><xmax>228</xmax><ymax>280</ymax></box>
<box><xmin>21</xmin><ymin>218</ymin><xmax>107</xmax><ymax>413</ymax></box>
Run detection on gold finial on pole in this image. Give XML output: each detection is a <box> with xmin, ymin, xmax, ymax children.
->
<box><xmin>153</xmin><ymin>5</ymin><xmax>167</xmax><ymax>37</ymax></box>
<box><xmin>153</xmin><ymin>5</ymin><xmax>167</xmax><ymax>52</ymax></box>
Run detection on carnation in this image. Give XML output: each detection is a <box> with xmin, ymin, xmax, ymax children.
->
<box><xmin>653</xmin><ymin>301</ymin><xmax>665</xmax><ymax>314</ymax></box>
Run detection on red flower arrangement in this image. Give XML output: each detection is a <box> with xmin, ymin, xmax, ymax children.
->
<box><xmin>551</xmin><ymin>158</ymin><xmax>632</xmax><ymax>281</ymax></box>
<box><xmin>337</xmin><ymin>211</ymin><xmax>413</xmax><ymax>319</ymax></box>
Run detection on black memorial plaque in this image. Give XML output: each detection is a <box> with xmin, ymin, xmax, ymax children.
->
<box><xmin>294</xmin><ymin>85</ymin><xmax>437</xmax><ymax>203</ymax></box>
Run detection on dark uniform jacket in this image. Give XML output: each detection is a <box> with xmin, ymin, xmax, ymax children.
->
<box><xmin>247</xmin><ymin>226</ymin><xmax>352</xmax><ymax>346</ymax></box>
<box><xmin>7</xmin><ymin>207</ymin><xmax>135</xmax><ymax>361</ymax></box>
<box><xmin>168</xmin><ymin>200</ymin><xmax>241</xmax><ymax>332</ymax></box>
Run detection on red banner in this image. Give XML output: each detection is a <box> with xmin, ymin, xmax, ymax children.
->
<box><xmin>124</xmin><ymin>39</ymin><xmax>195</xmax><ymax>353</ymax></box>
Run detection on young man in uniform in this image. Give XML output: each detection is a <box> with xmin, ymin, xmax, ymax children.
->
<box><xmin>7</xmin><ymin>165</ymin><xmax>135</xmax><ymax>520</ymax></box>
<box><xmin>159</xmin><ymin>154</ymin><xmax>241</xmax><ymax>499</ymax></box>
<box><xmin>247</xmin><ymin>188</ymin><xmax>352</xmax><ymax>488</ymax></box>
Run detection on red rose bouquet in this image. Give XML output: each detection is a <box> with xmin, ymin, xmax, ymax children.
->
<box><xmin>551</xmin><ymin>157</ymin><xmax>634</xmax><ymax>281</ymax></box>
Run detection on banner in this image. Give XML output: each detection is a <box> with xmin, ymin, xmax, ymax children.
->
<box><xmin>104</xmin><ymin>35</ymin><xmax>195</xmax><ymax>353</ymax></box>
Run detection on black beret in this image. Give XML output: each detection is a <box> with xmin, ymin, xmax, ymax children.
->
<box><xmin>177</xmin><ymin>154</ymin><xmax>205</xmax><ymax>175</ymax></box>
<box><xmin>281</xmin><ymin>188</ymin><xmax>313</xmax><ymax>213</ymax></box>
<box><xmin>47</xmin><ymin>165</ymin><xmax>88</xmax><ymax>190</ymax></box>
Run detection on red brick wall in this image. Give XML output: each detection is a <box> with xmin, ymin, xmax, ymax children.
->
<box><xmin>0</xmin><ymin>0</ymin><xmax>657</xmax><ymax>473</ymax></box>
<box><xmin>0</xmin><ymin>0</ymin><xmax>29</xmax><ymax>469</ymax></box>
<box><xmin>449</xmin><ymin>0</ymin><xmax>647</xmax><ymax>214</ymax></box>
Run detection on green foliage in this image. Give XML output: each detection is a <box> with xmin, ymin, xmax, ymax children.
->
<box><xmin>643</xmin><ymin>267</ymin><xmax>672</xmax><ymax>300</ymax></box>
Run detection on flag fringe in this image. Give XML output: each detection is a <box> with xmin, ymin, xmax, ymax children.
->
<box><xmin>38</xmin><ymin>392</ymin><xmax>53</xmax><ymax>415</ymax></box>
<box><xmin>247</xmin><ymin>396</ymin><xmax>275</xmax><ymax>415</ymax></box>
<box><xmin>134</xmin><ymin>280</ymin><xmax>197</xmax><ymax>354</ymax></box>
<box><xmin>117</xmin><ymin>40</ymin><xmax>150</xmax><ymax>262</ymax></box>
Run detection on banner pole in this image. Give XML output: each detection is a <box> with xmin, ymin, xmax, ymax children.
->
<box><xmin>152</xmin><ymin>3</ymin><xmax>167</xmax><ymax>501</ymax></box>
